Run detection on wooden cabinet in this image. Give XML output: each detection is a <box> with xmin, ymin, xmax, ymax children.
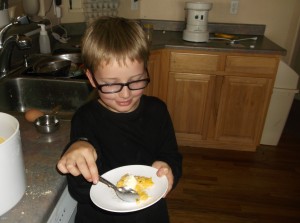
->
<box><xmin>167</xmin><ymin>72</ymin><xmax>215</xmax><ymax>142</ymax></box>
<box><xmin>167</xmin><ymin>52</ymin><xmax>218</xmax><ymax>144</ymax></box>
<box><xmin>144</xmin><ymin>50</ymin><xmax>169</xmax><ymax>102</ymax></box>
<box><xmin>164</xmin><ymin>50</ymin><xmax>280</xmax><ymax>151</ymax></box>
<box><xmin>213</xmin><ymin>76</ymin><xmax>273</xmax><ymax>149</ymax></box>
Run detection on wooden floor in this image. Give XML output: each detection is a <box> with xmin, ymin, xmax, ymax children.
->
<box><xmin>166</xmin><ymin>99</ymin><xmax>300</xmax><ymax>223</ymax></box>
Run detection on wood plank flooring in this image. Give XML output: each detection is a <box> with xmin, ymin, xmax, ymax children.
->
<box><xmin>166</xmin><ymin>99</ymin><xmax>300</xmax><ymax>223</ymax></box>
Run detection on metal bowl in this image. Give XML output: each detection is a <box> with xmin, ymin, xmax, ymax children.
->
<box><xmin>32</xmin><ymin>57</ymin><xmax>71</xmax><ymax>76</ymax></box>
<box><xmin>52</xmin><ymin>53</ymin><xmax>85</xmax><ymax>78</ymax></box>
<box><xmin>34</xmin><ymin>115</ymin><xmax>60</xmax><ymax>134</ymax></box>
<box><xmin>52</xmin><ymin>53</ymin><xmax>82</xmax><ymax>64</ymax></box>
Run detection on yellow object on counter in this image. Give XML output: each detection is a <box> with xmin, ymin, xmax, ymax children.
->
<box><xmin>214</xmin><ymin>33</ymin><xmax>236</xmax><ymax>39</ymax></box>
<box><xmin>0</xmin><ymin>137</ymin><xmax>5</xmax><ymax>144</ymax></box>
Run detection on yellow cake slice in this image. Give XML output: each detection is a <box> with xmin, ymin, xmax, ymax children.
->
<box><xmin>117</xmin><ymin>174</ymin><xmax>154</xmax><ymax>202</ymax></box>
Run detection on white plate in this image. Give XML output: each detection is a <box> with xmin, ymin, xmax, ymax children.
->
<box><xmin>90</xmin><ymin>165</ymin><xmax>168</xmax><ymax>213</ymax></box>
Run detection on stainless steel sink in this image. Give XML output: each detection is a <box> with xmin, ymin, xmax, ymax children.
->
<box><xmin>23</xmin><ymin>53</ymin><xmax>85</xmax><ymax>78</ymax></box>
<box><xmin>0</xmin><ymin>52</ymin><xmax>96</xmax><ymax>119</ymax></box>
<box><xmin>0</xmin><ymin>75</ymin><xmax>96</xmax><ymax>119</ymax></box>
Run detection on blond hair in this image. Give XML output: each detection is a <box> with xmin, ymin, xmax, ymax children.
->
<box><xmin>81</xmin><ymin>16</ymin><xmax>149</xmax><ymax>73</ymax></box>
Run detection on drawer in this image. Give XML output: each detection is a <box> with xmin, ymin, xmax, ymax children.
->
<box><xmin>170</xmin><ymin>52</ymin><xmax>220</xmax><ymax>73</ymax></box>
<box><xmin>225</xmin><ymin>56</ymin><xmax>279</xmax><ymax>75</ymax></box>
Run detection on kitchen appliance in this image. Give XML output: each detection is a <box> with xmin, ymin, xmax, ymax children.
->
<box><xmin>47</xmin><ymin>186</ymin><xmax>77</xmax><ymax>223</ymax></box>
<box><xmin>0</xmin><ymin>113</ymin><xmax>26</xmax><ymax>216</ymax></box>
<box><xmin>261</xmin><ymin>60</ymin><xmax>299</xmax><ymax>146</ymax></box>
<box><xmin>183</xmin><ymin>2</ymin><xmax>213</xmax><ymax>42</ymax></box>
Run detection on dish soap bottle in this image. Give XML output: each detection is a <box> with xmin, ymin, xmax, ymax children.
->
<box><xmin>38</xmin><ymin>24</ymin><xmax>51</xmax><ymax>54</ymax></box>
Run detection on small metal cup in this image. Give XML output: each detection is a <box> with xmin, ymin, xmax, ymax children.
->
<box><xmin>34</xmin><ymin>115</ymin><xmax>60</xmax><ymax>134</ymax></box>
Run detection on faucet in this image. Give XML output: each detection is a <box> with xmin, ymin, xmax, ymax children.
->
<box><xmin>0</xmin><ymin>16</ymin><xmax>32</xmax><ymax>79</ymax></box>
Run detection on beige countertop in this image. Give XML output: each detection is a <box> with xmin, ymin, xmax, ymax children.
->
<box><xmin>0</xmin><ymin>114</ymin><xmax>70</xmax><ymax>223</ymax></box>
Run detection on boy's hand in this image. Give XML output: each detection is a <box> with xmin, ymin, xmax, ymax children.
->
<box><xmin>152</xmin><ymin>161</ymin><xmax>174</xmax><ymax>197</ymax></box>
<box><xmin>57</xmin><ymin>141</ymin><xmax>99</xmax><ymax>184</ymax></box>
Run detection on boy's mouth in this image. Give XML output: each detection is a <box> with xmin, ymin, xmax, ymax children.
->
<box><xmin>117</xmin><ymin>99</ymin><xmax>132</xmax><ymax>107</ymax></box>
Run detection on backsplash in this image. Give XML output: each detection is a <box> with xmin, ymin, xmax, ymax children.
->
<box><xmin>82</xmin><ymin>0</ymin><xmax>119</xmax><ymax>24</ymax></box>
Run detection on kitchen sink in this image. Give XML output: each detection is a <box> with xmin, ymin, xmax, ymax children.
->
<box><xmin>0</xmin><ymin>75</ymin><xmax>96</xmax><ymax>119</ymax></box>
<box><xmin>0</xmin><ymin>52</ymin><xmax>97</xmax><ymax>119</ymax></box>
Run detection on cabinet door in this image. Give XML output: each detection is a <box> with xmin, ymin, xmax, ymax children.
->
<box><xmin>215</xmin><ymin>76</ymin><xmax>273</xmax><ymax>149</ymax></box>
<box><xmin>170</xmin><ymin>52</ymin><xmax>220</xmax><ymax>73</ymax></box>
<box><xmin>144</xmin><ymin>51</ymin><xmax>161</xmax><ymax>99</ymax></box>
<box><xmin>167</xmin><ymin>72</ymin><xmax>215</xmax><ymax>145</ymax></box>
<box><xmin>225</xmin><ymin>55</ymin><xmax>279</xmax><ymax>77</ymax></box>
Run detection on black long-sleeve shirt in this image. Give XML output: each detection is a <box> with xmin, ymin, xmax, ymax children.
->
<box><xmin>66</xmin><ymin>95</ymin><xmax>182</xmax><ymax>223</ymax></box>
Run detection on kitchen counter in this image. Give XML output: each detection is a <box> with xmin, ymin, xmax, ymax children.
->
<box><xmin>53</xmin><ymin>22</ymin><xmax>286</xmax><ymax>56</ymax></box>
<box><xmin>0</xmin><ymin>114</ymin><xmax>70</xmax><ymax>223</ymax></box>
<box><xmin>150</xmin><ymin>30</ymin><xmax>286</xmax><ymax>55</ymax></box>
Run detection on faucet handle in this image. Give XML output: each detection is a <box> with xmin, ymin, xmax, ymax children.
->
<box><xmin>16</xmin><ymin>16</ymin><xmax>30</xmax><ymax>25</ymax></box>
<box><xmin>7</xmin><ymin>16</ymin><xmax>30</xmax><ymax>26</ymax></box>
<box><xmin>0</xmin><ymin>16</ymin><xmax>28</xmax><ymax>48</ymax></box>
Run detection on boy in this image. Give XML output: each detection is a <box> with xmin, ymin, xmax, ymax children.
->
<box><xmin>57</xmin><ymin>16</ymin><xmax>182</xmax><ymax>223</ymax></box>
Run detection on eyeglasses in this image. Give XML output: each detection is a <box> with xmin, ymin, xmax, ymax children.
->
<box><xmin>92</xmin><ymin>69</ymin><xmax>150</xmax><ymax>94</ymax></box>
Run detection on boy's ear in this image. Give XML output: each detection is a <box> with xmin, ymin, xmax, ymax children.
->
<box><xmin>85</xmin><ymin>69</ymin><xmax>97</xmax><ymax>88</ymax></box>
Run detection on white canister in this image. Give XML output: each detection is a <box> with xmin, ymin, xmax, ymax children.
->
<box><xmin>0</xmin><ymin>113</ymin><xmax>26</xmax><ymax>216</ymax></box>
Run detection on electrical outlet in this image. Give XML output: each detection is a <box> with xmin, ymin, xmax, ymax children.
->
<box><xmin>131</xmin><ymin>0</ymin><xmax>139</xmax><ymax>10</ymax></box>
<box><xmin>230</xmin><ymin>0</ymin><xmax>239</xmax><ymax>14</ymax></box>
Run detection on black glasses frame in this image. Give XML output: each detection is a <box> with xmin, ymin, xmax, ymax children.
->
<box><xmin>92</xmin><ymin>68</ymin><xmax>150</xmax><ymax>94</ymax></box>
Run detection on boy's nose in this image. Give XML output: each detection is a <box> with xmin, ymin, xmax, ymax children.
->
<box><xmin>118</xmin><ymin>85</ymin><xmax>131</xmax><ymax>98</ymax></box>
